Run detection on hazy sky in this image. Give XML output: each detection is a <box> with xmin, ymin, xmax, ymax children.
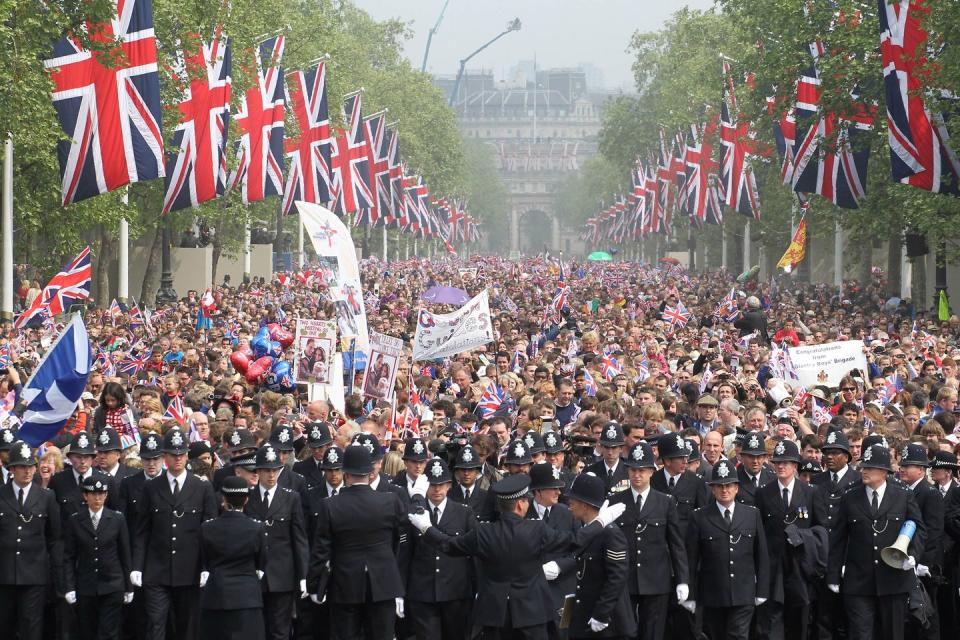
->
<box><xmin>354</xmin><ymin>0</ymin><xmax>715</xmax><ymax>91</ymax></box>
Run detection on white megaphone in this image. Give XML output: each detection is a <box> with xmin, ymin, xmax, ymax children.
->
<box><xmin>880</xmin><ymin>520</ymin><xmax>917</xmax><ymax>569</ymax></box>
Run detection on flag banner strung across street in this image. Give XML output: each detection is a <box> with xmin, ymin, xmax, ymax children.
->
<box><xmin>361</xmin><ymin>331</ymin><xmax>404</xmax><ymax>401</ymax></box>
<box><xmin>413</xmin><ymin>290</ymin><xmax>494</xmax><ymax>362</ymax></box>
<box><xmin>787</xmin><ymin>340</ymin><xmax>869</xmax><ymax>388</ymax></box>
<box><xmin>294</xmin><ymin>318</ymin><xmax>336</xmax><ymax>385</ymax></box>
<box><xmin>777</xmin><ymin>216</ymin><xmax>807</xmax><ymax>274</ymax></box>
<box><xmin>18</xmin><ymin>314</ymin><xmax>92</xmax><ymax>446</ymax></box>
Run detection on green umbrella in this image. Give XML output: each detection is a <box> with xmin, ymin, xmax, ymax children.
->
<box><xmin>587</xmin><ymin>251</ymin><xmax>613</xmax><ymax>261</ymax></box>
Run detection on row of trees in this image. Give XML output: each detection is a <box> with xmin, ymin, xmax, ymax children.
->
<box><xmin>571</xmin><ymin>0</ymin><xmax>960</xmax><ymax>297</ymax></box>
<box><xmin>0</xmin><ymin>0</ymin><xmax>505</xmax><ymax>303</ymax></box>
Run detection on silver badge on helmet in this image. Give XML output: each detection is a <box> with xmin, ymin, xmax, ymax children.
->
<box><xmin>431</xmin><ymin>461</ymin><xmax>444</xmax><ymax>478</ymax></box>
<box><xmin>230</xmin><ymin>431</ymin><xmax>241</xmax><ymax>446</ymax></box>
<box><xmin>827</xmin><ymin>431</ymin><xmax>837</xmax><ymax>444</ymax></box>
<box><xmin>633</xmin><ymin>446</ymin><xmax>645</xmax><ymax>461</ymax></box>
<box><xmin>265</xmin><ymin>447</ymin><xmax>278</xmax><ymax>462</ymax></box>
<box><xmin>146</xmin><ymin>437</ymin><xmax>158</xmax><ymax>450</ymax></box>
<box><xmin>748</xmin><ymin>435</ymin><xmax>760</xmax><ymax>450</ymax></box>
<box><xmin>412</xmin><ymin>440</ymin><xmax>425</xmax><ymax>455</ymax></box>
<box><xmin>99</xmin><ymin>430</ymin><xmax>110</xmax><ymax>445</ymax></box>
<box><xmin>278</xmin><ymin>429</ymin><xmax>290</xmax><ymax>443</ymax></box>
<box><xmin>171</xmin><ymin>431</ymin><xmax>184</xmax><ymax>447</ymax></box>
<box><xmin>514</xmin><ymin>442</ymin><xmax>525</xmax><ymax>458</ymax></box>
<box><xmin>606</xmin><ymin>427</ymin><xmax>618</xmax><ymax>441</ymax></box>
<box><xmin>327</xmin><ymin>449</ymin><xmax>339</xmax><ymax>463</ymax></box>
<box><xmin>717</xmin><ymin>462</ymin><xmax>730</xmax><ymax>478</ymax></box>
<box><xmin>461</xmin><ymin>448</ymin><xmax>473</xmax><ymax>462</ymax></box>
<box><xmin>19</xmin><ymin>443</ymin><xmax>31</xmax><ymax>460</ymax></box>
<box><xmin>775</xmin><ymin>442</ymin><xmax>786</xmax><ymax>455</ymax></box>
<box><xmin>78</xmin><ymin>433</ymin><xmax>90</xmax><ymax>449</ymax></box>
<box><xmin>863</xmin><ymin>447</ymin><xmax>873</xmax><ymax>462</ymax></box>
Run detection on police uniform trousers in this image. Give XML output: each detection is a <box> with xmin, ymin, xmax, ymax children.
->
<box><xmin>76</xmin><ymin>592</ymin><xmax>124</xmax><ymax>640</ymax></box>
<box><xmin>121</xmin><ymin>589</ymin><xmax>146</xmax><ymax>640</ymax></box>
<box><xmin>631</xmin><ymin>594</ymin><xmax>670</xmax><ymax>640</ymax></box>
<box><xmin>755</xmin><ymin>599</ymin><xmax>808</xmax><ymax>640</ymax></box>
<box><xmin>330</xmin><ymin>598</ymin><xmax>395</xmax><ymax>640</ymax></box>
<box><xmin>844</xmin><ymin>593</ymin><xmax>906</xmax><ymax>640</ymax></box>
<box><xmin>263</xmin><ymin>591</ymin><xmax>296</xmax><ymax>640</ymax></box>
<box><xmin>703</xmin><ymin>604</ymin><xmax>754</xmax><ymax>640</ymax></box>
<box><xmin>906</xmin><ymin>577</ymin><xmax>940</xmax><ymax>640</ymax></box>
<box><xmin>408</xmin><ymin>598</ymin><xmax>472</xmax><ymax>640</ymax></box>
<box><xmin>0</xmin><ymin>585</ymin><xmax>46</xmax><ymax>640</ymax></box>
<box><xmin>143</xmin><ymin>584</ymin><xmax>199</xmax><ymax>640</ymax></box>
<box><xmin>200</xmin><ymin>606</ymin><xmax>266</xmax><ymax>640</ymax></box>
<box><xmin>294</xmin><ymin>598</ymin><xmax>329</xmax><ymax>640</ymax></box>
<box><xmin>481</xmin><ymin>616</ymin><xmax>548</xmax><ymax>640</ymax></box>
<box><xmin>813</xmin><ymin>580</ymin><xmax>844</xmax><ymax>640</ymax></box>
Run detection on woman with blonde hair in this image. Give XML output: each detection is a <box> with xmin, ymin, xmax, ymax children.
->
<box><xmin>38</xmin><ymin>446</ymin><xmax>64</xmax><ymax>488</ymax></box>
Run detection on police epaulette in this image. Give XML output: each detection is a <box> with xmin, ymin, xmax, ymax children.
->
<box><xmin>280</xmin><ymin>487</ymin><xmax>293</xmax><ymax>493</ymax></box>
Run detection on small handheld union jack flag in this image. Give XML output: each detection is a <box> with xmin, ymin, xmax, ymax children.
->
<box><xmin>582</xmin><ymin>369</ymin><xmax>598</xmax><ymax>396</ymax></box>
<box><xmin>600</xmin><ymin>355</ymin><xmax>622</xmax><ymax>381</ymax></box>
<box><xmin>477</xmin><ymin>383</ymin><xmax>506</xmax><ymax>418</ymax></box>
<box><xmin>15</xmin><ymin>247</ymin><xmax>92</xmax><ymax>329</ymax></box>
<box><xmin>661</xmin><ymin>302</ymin><xmax>692</xmax><ymax>330</ymax></box>
<box><xmin>163</xmin><ymin>395</ymin><xmax>187</xmax><ymax>425</ymax></box>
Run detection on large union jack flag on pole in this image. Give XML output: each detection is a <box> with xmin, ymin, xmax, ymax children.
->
<box><xmin>387</xmin><ymin>127</ymin><xmax>405</xmax><ymax>228</ymax></box>
<box><xmin>162</xmin><ymin>29</ymin><xmax>232</xmax><ymax>213</ymax></box>
<box><xmin>878</xmin><ymin>0</ymin><xmax>960</xmax><ymax>196</ymax></box>
<box><xmin>228</xmin><ymin>35</ymin><xmax>285</xmax><ymax>203</ymax></box>
<box><xmin>330</xmin><ymin>91</ymin><xmax>374</xmax><ymax>216</ymax></box>
<box><xmin>720</xmin><ymin>61</ymin><xmax>762</xmax><ymax>220</ymax></box>
<box><xmin>282</xmin><ymin>60</ymin><xmax>332</xmax><ymax>213</ymax></box>
<box><xmin>16</xmin><ymin>247</ymin><xmax>92</xmax><ymax>329</ymax></box>
<box><xmin>356</xmin><ymin>110</ymin><xmax>391</xmax><ymax>227</ymax></box>
<box><xmin>45</xmin><ymin>0</ymin><xmax>164</xmax><ymax>206</ymax></box>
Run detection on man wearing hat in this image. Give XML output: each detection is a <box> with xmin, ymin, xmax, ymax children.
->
<box><xmin>245</xmin><ymin>444</ymin><xmax>309</xmax><ymax>640</ymax></box>
<box><xmin>393</xmin><ymin>437</ymin><xmax>430</xmax><ymax>501</ymax></box>
<box><xmin>692</xmin><ymin>394</ymin><xmax>720</xmax><ymax>436</ymax></box>
<box><xmin>405</xmin><ymin>457</ymin><xmax>477</xmax><ymax>640</ymax></box>
<box><xmin>96</xmin><ymin>426</ymin><xmax>137</xmax><ymax>484</ymax></box>
<box><xmin>408</xmin><ymin>473</ymin><xmax>626</xmax><ymax>640</ymax></box>
<box><xmin>268</xmin><ymin>425</ymin><xmax>307</xmax><ymax>493</ymax></box>
<box><xmin>63</xmin><ymin>475</ymin><xmax>132</xmax><ymax>640</ymax></box>
<box><xmin>522</xmin><ymin>430</ymin><xmax>548</xmax><ymax>465</ymax></box>
<box><xmin>212</xmin><ymin>427</ymin><xmax>258</xmax><ymax>492</ymax></box>
<box><xmin>131</xmin><ymin>428</ymin><xmax>219</xmax><ymax>640</ymax></box>
<box><xmin>293</xmin><ymin>421</ymin><xmax>334</xmax><ymax>489</ymax></box>
<box><xmin>938</xmin><ymin>451</ymin><xmax>960</xmax><ymax>637</ymax></box>
<box><xmin>651</xmin><ymin>433</ymin><xmax>709</xmax><ymax>535</ymax></box>
<box><xmin>684</xmin><ymin>459</ymin><xmax>771</xmax><ymax>640</ymax></box>
<box><xmin>754</xmin><ymin>439</ymin><xmax>823</xmax><ymax>640</ymax></box>
<box><xmin>584</xmin><ymin>422</ymin><xmax>629</xmax><ymax>493</ymax></box>
<box><xmin>565</xmin><ymin>472</ymin><xmax>637</xmax><ymax>640</ymax></box>
<box><xmin>307</xmin><ymin>443</ymin><xmax>410</xmax><ymax>640</ymax></box>
<box><xmin>477</xmin><ymin>438</ymin><xmax>534</xmax><ymax>522</ymax></box>
<box><xmin>826</xmin><ymin>444</ymin><xmax>924</xmax><ymax>640</ymax></box>
<box><xmin>49</xmin><ymin>430</ymin><xmax>112</xmax><ymax>526</ymax></box>
<box><xmin>354</xmin><ymin>432</ymin><xmax>410</xmax><ymax>507</ymax></box>
<box><xmin>609</xmin><ymin>441</ymin><xmax>689</xmax><ymax>640</ymax></box>
<box><xmin>0</xmin><ymin>425</ymin><xmax>23</xmax><ymax>484</ymax></box>
<box><xmin>543</xmin><ymin>431</ymin><xmax>575</xmax><ymax>493</ymax></box>
<box><xmin>0</xmin><ymin>441</ymin><xmax>62</xmax><ymax>640</ymax></box>
<box><xmin>736</xmin><ymin>431</ymin><xmax>775</xmax><ymax>507</ymax></box>
<box><xmin>449</xmin><ymin>444</ymin><xmax>488</xmax><ymax>514</ymax></box>
<box><xmin>810</xmin><ymin>429</ymin><xmax>860</xmax><ymax>640</ymax></box>
<box><xmin>528</xmin><ymin>463</ymin><xmax>578</xmax><ymax>639</ymax></box>
<box><xmin>898</xmin><ymin>442</ymin><xmax>944</xmax><ymax>640</ymax></box>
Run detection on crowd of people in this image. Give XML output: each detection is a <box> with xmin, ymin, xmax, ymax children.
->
<box><xmin>1</xmin><ymin>253</ymin><xmax>960</xmax><ymax>640</ymax></box>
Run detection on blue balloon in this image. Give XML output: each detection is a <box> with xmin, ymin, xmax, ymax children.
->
<box><xmin>271</xmin><ymin>360</ymin><xmax>291</xmax><ymax>378</ymax></box>
<box><xmin>251</xmin><ymin>326</ymin><xmax>271</xmax><ymax>358</ymax></box>
<box><xmin>269</xmin><ymin>340</ymin><xmax>283</xmax><ymax>358</ymax></box>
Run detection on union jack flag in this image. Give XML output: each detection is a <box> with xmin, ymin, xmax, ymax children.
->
<box><xmin>721</xmin><ymin>61</ymin><xmax>762</xmax><ymax>220</ymax></box>
<box><xmin>878</xmin><ymin>0</ymin><xmax>960</xmax><ymax>196</ymax></box>
<box><xmin>0</xmin><ymin>344</ymin><xmax>11</xmax><ymax>370</ymax></box>
<box><xmin>44</xmin><ymin>0</ymin><xmax>164</xmax><ymax>205</ymax></box>
<box><xmin>767</xmin><ymin>94</ymin><xmax>797</xmax><ymax>185</ymax></box>
<box><xmin>128</xmin><ymin>301</ymin><xmax>144</xmax><ymax>328</ymax></box>
<box><xmin>162</xmin><ymin>29</ymin><xmax>232</xmax><ymax>212</ymax></box>
<box><xmin>582</xmin><ymin>368</ymin><xmax>598</xmax><ymax>396</ymax></box>
<box><xmin>330</xmin><ymin>91</ymin><xmax>373</xmax><ymax>215</ymax></box>
<box><xmin>684</xmin><ymin>118</ymin><xmax>723</xmax><ymax>226</ymax></box>
<box><xmin>163</xmin><ymin>395</ymin><xmax>187</xmax><ymax>425</ymax></box>
<box><xmin>228</xmin><ymin>35</ymin><xmax>285</xmax><ymax>203</ymax></box>
<box><xmin>600</xmin><ymin>355</ymin><xmax>622</xmax><ymax>381</ymax></box>
<box><xmin>477</xmin><ymin>382</ymin><xmax>506</xmax><ymax>418</ymax></box>
<box><xmin>661</xmin><ymin>301</ymin><xmax>692</xmax><ymax>330</ymax></box>
<box><xmin>715</xmin><ymin>287</ymin><xmax>741</xmax><ymax>322</ymax></box>
<box><xmin>282</xmin><ymin>60</ymin><xmax>332</xmax><ymax>213</ymax></box>
<box><xmin>388</xmin><ymin>128</ymin><xmax>405</xmax><ymax>227</ymax></box>
<box><xmin>117</xmin><ymin>351</ymin><xmax>148</xmax><ymax>376</ymax></box>
<box><xmin>15</xmin><ymin>247</ymin><xmax>92</xmax><ymax>329</ymax></box>
<box><xmin>356</xmin><ymin>110</ymin><xmax>391</xmax><ymax>227</ymax></box>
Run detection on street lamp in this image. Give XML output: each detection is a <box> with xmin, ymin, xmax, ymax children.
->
<box><xmin>448</xmin><ymin>18</ymin><xmax>522</xmax><ymax>106</ymax></box>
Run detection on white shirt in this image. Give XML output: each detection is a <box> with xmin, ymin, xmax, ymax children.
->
<box><xmin>89</xmin><ymin>507</ymin><xmax>103</xmax><ymax>527</ymax></box>
<box><xmin>74</xmin><ymin>468</ymin><xmax>92</xmax><ymax>485</ymax></box>
<box><xmin>429</xmin><ymin>498</ymin><xmax>447</xmax><ymax>522</ymax></box>
<box><xmin>458</xmin><ymin>483</ymin><xmax>476</xmax><ymax>500</ymax></box>
<box><xmin>663</xmin><ymin>469</ymin><xmax>681</xmax><ymax>486</ymax></box>
<box><xmin>630</xmin><ymin>486</ymin><xmax>651</xmax><ymax>507</ymax></box>
<box><xmin>104</xmin><ymin>464</ymin><xmax>121</xmax><ymax>478</ymax></box>
<box><xmin>167</xmin><ymin>470</ymin><xmax>188</xmax><ymax>495</ymax></box>
<box><xmin>259</xmin><ymin>484</ymin><xmax>275</xmax><ymax>504</ymax></box>
<box><xmin>13</xmin><ymin>482</ymin><xmax>31</xmax><ymax>505</ymax></box>
<box><xmin>908</xmin><ymin>478</ymin><xmax>924</xmax><ymax>491</ymax></box>
<box><xmin>326</xmin><ymin>482</ymin><xmax>343</xmax><ymax>496</ymax></box>
<box><xmin>777</xmin><ymin>478</ymin><xmax>796</xmax><ymax>506</ymax></box>
<box><xmin>716</xmin><ymin>501</ymin><xmax>736</xmax><ymax>520</ymax></box>
<box><xmin>604</xmin><ymin>460</ymin><xmax>620</xmax><ymax>476</ymax></box>
<box><xmin>867</xmin><ymin>483</ymin><xmax>886</xmax><ymax>509</ymax></box>
<box><xmin>533</xmin><ymin>501</ymin><xmax>552</xmax><ymax>520</ymax></box>
<box><xmin>369</xmin><ymin>475</ymin><xmax>382</xmax><ymax>490</ymax></box>
<box><xmin>831</xmin><ymin>465</ymin><xmax>850</xmax><ymax>484</ymax></box>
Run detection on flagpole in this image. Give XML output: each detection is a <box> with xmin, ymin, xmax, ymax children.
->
<box><xmin>383</xmin><ymin>226</ymin><xmax>388</xmax><ymax>262</ymax></box>
<box><xmin>2</xmin><ymin>134</ymin><xmax>13</xmax><ymax>322</ymax></box>
<box><xmin>833</xmin><ymin>221</ymin><xmax>843</xmax><ymax>288</ymax></box>
<box><xmin>118</xmin><ymin>190</ymin><xmax>129</xmax><ymax>304</ymax></box>
<box><xmin>243</xmin><ymin>226</ymin><xmax>251</xmax><ymax>283</ymax></box>
<box><xmin>298</xmin><ymin>211</ymin><xmax>305</xmax><ymax>269</ymax></box>
<box><xmin>743</xmin><ymin>220</ymin><xmax>751</xmax><ymax>272</ymax></box>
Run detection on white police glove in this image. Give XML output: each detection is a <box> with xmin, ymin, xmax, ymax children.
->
<box><xmin>676</xmin><ymin>583</ymin><xmax>689</xmax><ymax>603</ymax></box>
<box><xmin>123</xmin><ymin>592</ymin><xmax>134</xmax><ymax>605</ymax></box>
<box><xmin>395</xmin><ymin>597</ymin><xmax>405</xmax><ymax>619</ymax></box>
<box><xmin>916</xmin><ymin>564</ymin><xmax>931</xmax><ymax>577</ymax></box>
<box><xmin>588</xmin><ymin>618</ymin><xmax>609</xmax><ymax>632</ymax></box>
<box><xmin>408</xmin><ymin>511</ymin><xmax>431</xmax><ymax>533</ymax></box>
<box><xmin>542</xmin><ymin>561</ymin><xmax>560</xmax><ymax>581</ymax></box>
<box><xmin>199</xmin><ymin>571</ymin><xmax>209</xmax><ymax>587</ymax></box>
<box><xmin>755</xmin><ymin>597</ymin><xmax>767</xmax><ymax>606</ymax></box>
<box><xmin>256</xmin><ymin>570</ymin><xmax>264</xmax><ymax>580</ymax></box>
<box><xmin>680</xmin><ymin>600</ymin><xmax>696</xmax><ymax>614</ymax></box>
<box><xmin>65</xmin><ymin>591</ymin><xmax>77</xmax><ymax>605</ymax></box>
<box><xmin>901</xmin><ymin>555</ymin><xmax>916</xmax><ymax>571</ymax></box>
<box><xmin>129</xmin><ymin>571</ymin><xmax>142</xmax><ymax>588</ymax></box>
<box><xmin>596</xmin><ymin>500</ymin><xmax>627</xmax><ymax>527</ymax></box>
<box><xmin>299</xmin><ymin>579</ymin><xmax>308</xmax><ymax>599</ymax></box>
<box><xmin>310</xmin><ymin>593</ymin><xmax>326</xmax><ymax>605</ymax></box>
<box><xmin>827</xmin><ymin>584</ymin><xmax>840</xmax><ymax>594</ymax></box>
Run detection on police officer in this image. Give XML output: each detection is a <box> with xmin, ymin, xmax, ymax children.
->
<box><xmin>268</xmin><ymin>425</ymin><xmax>307</xmax><ymax>493</ymax></box>
<box><xmin>543</xmin><ymin>430</ymin><xmax>575</xmax><ymax>493</ymax></box>
<box><xmin>63</xmin><ymin>476</ymin><xmax>132</xmax><ymax>640</ymax></box>
<box><xmin>199</xmin><ymin>475</ymin><xmax>266</xmax><ymax>640</ymax></box>
<box><xmin>811</xmin><ymin>428</ymin><xmax>860</xmax><ymax>640</ymax></box>
<box><xmin>754</xmin><ymin>439</ymin><xmax>824</xmax><ymax>640</ymax></box>
<box><xmin>449</xmin><ymin>444</ymin><xmax>487</xmax><ymax>513</ymax></box>
<box><xmin>651</xmin><ymin>433</ymin><xmax>709</xmax><ymax>533</ymax></box>
<box><xmin>936</xmin><ymin>451</ymin><xmax>960</xmax><ymax>638</ymax></box>
<box><xmin>96</xmin><ymin>427</ymin><xmax>137</xmax><ymax>484</ymax></box>
<box><xmin>0</xmin><ymin>425</ymin><xmax>19</xmax><ymax>484</ymax></box>
<box><xmin>585</xmin><ymin>422</ymin><xmax>629</xmax><ymax>494</ymax></box>
<box><xmin>131</xmin><ymin>428</ymin><xmax>219</xmax><ymax>640</ymax></box>
<box><xmin>406</xmin><ymin>457</ymin><xmax>476</xmax><ymax>640</ymax></box>
<box><xmin>293</xmin><ymin>422</ymin><xmax>334</xmax><ymax>489</ymax></box>
<box><xmin>49</xmin><ymin>431</ymin><xmax>111</xmax><ymax>526</ymax></box>
<box><xmin>307</xmin><ymin>444</ymin><xmax>409</xmax><ymax>640</ymax></box>
<box><xmin>245</xmin><ymin>444</ymin><xmax>309</xmax><ymax>640</ymax></box>
<box><xmin>684</xmin><ymin>459</ymin><xmax>770</xmax><ymax>640</ymax></box>
<box><xmin>478</xmin><ymin>438</ymin><xmax>535</xmax><ymax>522</ymax></box>
<box><xmin>826</xmin><ymin>444</ymin><xmax>924</xmax><ymax>640</ymax></box>
<box><xmin>737</xmin><ymin>431</ymin><xmax>775</xmax><ymax>506</ymax></box>
<box><xmin>393</xmin><ymin>437</ymin><xmax>430</xmax><ymax>499</ymax></box>
<box><xmin>522</xmin><ymin>430</ymin><xmax>548</xmax><ymax>466</ymax></box>
<box><xmin>0</xmin><ymin>440</ymin><xmax>62</xmax><ymax>640</ymax></box>
<box><xmin>899</xmin><ymin>442</ymin><xmax>944</xmax><ymax>640</ymax></box>
<box><xmin>566</xmin><ymin>472</ymin><xmax>637</xmax><ymax>640</ymax></box>
<box><xmin>610</xmin><ymin>441</ymin><xmax>689</xmax><ymax>640</ymax></box>
<box><xmin>352</xmin><ymin>433</ymin><xmax>409</xmax><ymax>507</ymax></box>
<box><xmin>408</xmin><ymin>473</ymin><xmax>627</xmax><ymax>640</ymax></box>
<box><xmin>212</xmin><ymin>428</ymin><xmax>258</xmax><ymax>492</ymax></box>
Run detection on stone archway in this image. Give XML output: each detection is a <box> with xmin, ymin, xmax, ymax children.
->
<box><xmin>509</xmin><ymin>207</ymin><xmax>560</xmax><ymax>255</ymax></box>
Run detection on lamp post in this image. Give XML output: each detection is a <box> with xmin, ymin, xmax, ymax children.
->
<box><xmin>155</xmin><ymin>216</ymin><xmax>177</xmax><ymax>304</ymax></box>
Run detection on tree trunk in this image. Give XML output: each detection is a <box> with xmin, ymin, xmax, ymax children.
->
<box><xmin>94</xmin><ymin>226</ymin><xmax>114</xmax><ymax>308</ymax></box>
<box><xmin>139</xmin><ymin>224</ymin><xmax>162</xmax><ymax>307</ymax></box>
<box><xmin>886</xmin><ymin>232</ymin><xmax>902</xmax><ymax>298</ymax></box>
<box><xmin>912</xmin><ymin>255</ymin><xmax>927</xmax><ymax>311</ymax></box>
<box><xmin>858</xmin><ymin>239</ymin><xmax>872</xmax><ymax>285</ymax></box>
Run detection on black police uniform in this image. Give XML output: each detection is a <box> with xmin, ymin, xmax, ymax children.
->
<box><xmin>63</xmin><ymin>478</ymin><xmax>132</xmax><ymax>640</ymax></box>
<box><xmin>826</xmin><ymin>445</ymin><xmax>925</xmax><ymax>640</ymax></box>
<box><xmin>293</xmin><ymin>422</ymin><xmax>333</xmax><ymax>489</ymax></box>
<box><xmin>132</xmin><ymin>430</ymin><xmax>219</xmax><ymax>640</ymax></box>
<box><xmin>902</xmin><ymin>443</ymin><xmax>944</xmax><ymax>640</ymax></box>
<box><xmin>199</xmin><ymin>508</ymin><xmax>267</xmax><ymax>640</ymax></box>
<box><xmin>449</xmin><ymin>444</ymin><xmax>488</xmax><ymax>515</ymax></box>
<box><xmin>584</xmin><ymin>422</ymin><xmax>630</xmax><ymax>494</ymax></box>
<box><xmin>0</xmin><ymin>442</ymin><xmax>62</xmax><ymax>640</ymax></box>
<box><xmin>650</xmin><ymin>468</ymin><xmax>709</xmax><ymax>532</ymax></box>
<box><xmin>293</xmin><ymin>456</ymin><xmax>327</xmax><ymax>490</ymax></box>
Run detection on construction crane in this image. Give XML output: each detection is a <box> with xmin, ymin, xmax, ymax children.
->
<box><xmin>421</xmin><ymin>0</ymin><xmax>451</xmax><ymax>72</ymax></box>
<box><xmin>448</xmin><ymin>18</ymin><xmax>522</xmax><ymax>106</ymax></box>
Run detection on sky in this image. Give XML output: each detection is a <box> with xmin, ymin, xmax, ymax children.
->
<box><xmin>354</xmin><ymin>0</ymin><xmax>715</xmax><ymax>92</ymax></box>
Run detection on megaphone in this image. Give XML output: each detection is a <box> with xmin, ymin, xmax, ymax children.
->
<box><xmin>881</xmin><ymin>520</ymin><xmax>917</xmax><ymax>569</ymax></box>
